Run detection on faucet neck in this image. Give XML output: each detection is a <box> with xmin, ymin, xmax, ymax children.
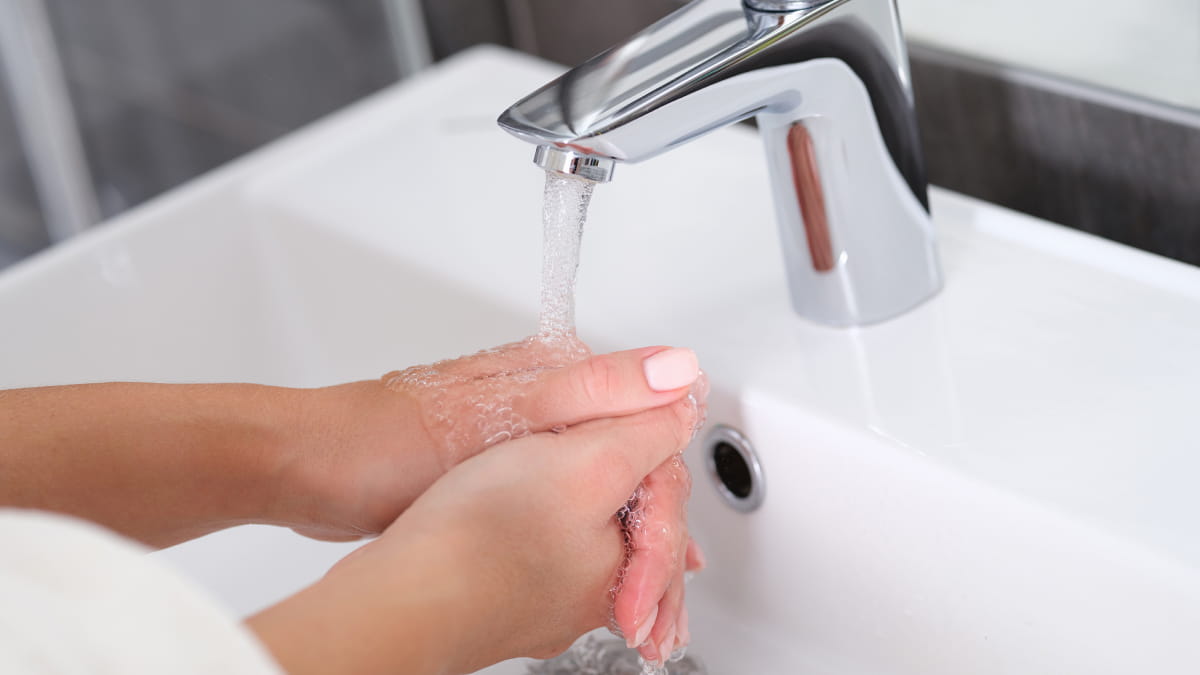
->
<box><xmin>744</xmin><ymin>0</ymin><xmax>836</xmax><ymax>11</ymax></box>
<box><xmin>499</xmin><ymin>0</ymin><xmax>941</xmax><ymax>326</ymax></box>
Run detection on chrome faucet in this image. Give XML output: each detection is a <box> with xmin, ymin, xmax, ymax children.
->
<box><xmin>499</xmin><ymin>0</ymin><xmax>942</xmax><ymax>326</ymax></box>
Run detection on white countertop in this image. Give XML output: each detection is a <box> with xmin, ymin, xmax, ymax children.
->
<box><xmin>3</xmin><ymin>45</ymin><xmax>1200</xmax><ymax>673</ymax></box>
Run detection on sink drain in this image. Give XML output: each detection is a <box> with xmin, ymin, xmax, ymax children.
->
<box><xmin>704</xmin><ymin>426</ymin><xmax>765</xmax><ymax>512</ymax></box>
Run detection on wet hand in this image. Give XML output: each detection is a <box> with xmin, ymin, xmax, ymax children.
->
<box><xmin>252</xmin><ymin>391</ymin><xmax>705</xmax><ymax>675</ymax></box>
<box><xmin>277</xmin><ymin>339</ymin><xmax>704</xmax><ymax>544</ymax></box>
<box><xmin>615</xmin><ymin>452</ymin><xmax>708</xmax><ymax>665</ymax></box>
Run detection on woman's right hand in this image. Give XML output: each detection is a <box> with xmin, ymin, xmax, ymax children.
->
<box><xmin>248</xmin><ymin>377</ymin><xmax>707</xmax><ymax>675</ymax></box>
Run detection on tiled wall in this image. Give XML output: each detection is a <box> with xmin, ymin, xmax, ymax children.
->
<box><xmin>416</xmin><ymin>0</ymin><xmax>680</xmax><ymax>65</ymax></box>
<box><xmin>418</xmin><ymin>0</ymin><xmax>512</xmax><ymax>61</ymax></box>
<box><xmin>4</xmin><ymin>1</ymin><xmax>1198</xmax><ymax>268</ymax></box>
<box><xmin>911</xmin><ymin>46</ymin><xmax>1200</xmax><ymax>265</ymax></box>
<box><xmin>2</xmin><ymin>0</ymin><xmax>401</xmax><ymax>269</ymax></box>
<box><xmin>505</xmin><ymin>0</ymin><xmax>681</xmax><ymax>65</ymax></box>
<box><xmin>43</xmin><ymin>0</ymin><xmax>399</xmax><ymax>218</ymax></box>
<box><xmin>0</xmin><ymin>0</ymin><xmax>401</xmax><ymax>269</ymax></box>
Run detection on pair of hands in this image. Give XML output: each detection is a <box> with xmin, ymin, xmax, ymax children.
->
<box><xmin>253</xmin><ymin>339</ymin><xmax>707</xmax><ymax>673</ymax></box>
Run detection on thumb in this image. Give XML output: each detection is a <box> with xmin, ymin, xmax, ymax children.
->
<box><xmin>551</xmin><ymin>396</ymin><xmax>700</xmax><ymax>512</ymax></box>
<box><xmin>516</xmin><ymin>347</ymin><xmax>700</xmax><ymax>431</ymax></box>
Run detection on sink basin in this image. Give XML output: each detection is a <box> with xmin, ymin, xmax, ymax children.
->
<box><xmin>2</xmin><ymin>46</ymin><xmax>1199</xmax><ymax>673</ymax></box>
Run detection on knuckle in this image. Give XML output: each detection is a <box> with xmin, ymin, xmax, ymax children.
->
<box><xmin>672</xmin><ymin>456</ymin><xmax>694</xmax><ymax>495</ymax></box>
<box><xmin>569</xmin><ymin>437</ymin><xmax>638</xmax><ymax>500</ymax></box>
<box><xmin>573</xmin><ymin>355</ymin><xmax>623</xmax><ymax>407</ymax></box>
<box><xmin>592</xmin><ymin>448</ymin><xmax>638</xmax><ymax>493</ymax></box>
<box><xmin>662</xmin><ymin>401</ymin><xmax>695</xmax><ymax>451</ymax></box>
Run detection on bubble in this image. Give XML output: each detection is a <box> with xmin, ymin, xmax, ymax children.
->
<box><xmin>686</xmin><ymin>371</ymin><xmax>710</xmax><ymax>440</ymax></box>
<box><xmin>539</xmin><ymin>172</ymin><xmax>595</xmax><ymax>339</ymax></box>
<box><xmin>381</xmin><ymin>333</ymin><xmax>594</xmax><ymax>464</ymax></box>
<box><xmin>382</xmin><ymin>172</ymin><xmax>599</xmax><ymax>459</ymax></box>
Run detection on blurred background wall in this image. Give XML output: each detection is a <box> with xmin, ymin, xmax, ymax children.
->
<box><xmin>0</xmin><ymin>73</ymin><xmax>47</xmax><ymax>268</ymax></box>
<box><xmin>2</xmin><ymin>0</ymin><xmax>1197</xmax><ymax>270</ymax></box>
<box><xmin>0</xmin><ymin>0</ymin><xmax>406</xmax><ymax>267</ymax></box>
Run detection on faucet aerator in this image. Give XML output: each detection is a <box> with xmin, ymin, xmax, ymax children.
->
<box><xmin>533</xmin><ymin>145</ymin><xmax>617</xmax><ymax>183</ymax></box>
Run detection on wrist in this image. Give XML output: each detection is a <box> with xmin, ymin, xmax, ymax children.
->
<box><xmin>248</xmin><ymin>531</ymin><xmax>485</xmax><ymax>675</ymax></box>
<box><xmin>255</xmin><ymin>386</ymin><xmax>347</xmax><ymax>533</ymax></box>
<box><xmin>199</xmin><ymin>384</ymin><xmax>317</xmax><ymax>534</ymax></box>
<box><xmin>262</xmin><ymin>381</ymin><xmax>446</xmax><ymax>539</ymax></box>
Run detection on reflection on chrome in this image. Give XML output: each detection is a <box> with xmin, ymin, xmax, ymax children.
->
<box><xmin>500</xmin><ymin>0</ymin><xmax>942</xmax><ymax>326</ymax></box>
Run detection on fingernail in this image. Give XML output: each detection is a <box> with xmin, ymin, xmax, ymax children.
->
<box><xmin>641</xmin><ymin>641</ymin><xmax>661</xmax><ymax>666</ymax></box>
<box><xmin>658</xmin><ymin>626</ymin><xmax>676</xmax><ymax>663</ymax></box>
<box><xmin>689</xmin><ymin>370</ymin><xmax>711</xmax><ymax>403</ymax></box>
<box><xmin>678</xmin><ymin>608</ymin><xmax>691</xmax><ymax>646</ymax></box>
<box><xmin>643</xmin><ymin>348</ymin><xmax>699</xmax><ymax>392</ymax></box>
<box><xmin>628</xmin><ymin>604</ymin><xmax>658</xmax><ymax>649</ymax></box>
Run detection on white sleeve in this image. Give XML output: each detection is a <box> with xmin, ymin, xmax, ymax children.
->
<box><xmin>0</xmin><ymin>509</ymin><xmax>284</xmax><ymax>674</ymax></box>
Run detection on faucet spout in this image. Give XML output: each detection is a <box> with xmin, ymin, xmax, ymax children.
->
<box><xmin>499</xmin><ymin>0</ymin><xmax>942</xmax><ymax>326</ymax></box>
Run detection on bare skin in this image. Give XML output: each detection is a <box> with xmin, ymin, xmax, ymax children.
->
<box><xmin>248</xmin><ymin>397</ymin><xmax>701</xmax><ymax>675</ymax></box>
<box><xmin>0</xmin><ymin>341</ymin><xmax>705</xmax><ymax>670</ymax></box>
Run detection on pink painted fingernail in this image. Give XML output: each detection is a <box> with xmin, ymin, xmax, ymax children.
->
<box><xmin>628</xmin><ymin>604</ymin><xmax>658</xmax><ymax>649</ymax></box>
<box><xmin>643</xmin><ymin>348</ymin><xmax>699</xmax><ymax>392</ymax></box>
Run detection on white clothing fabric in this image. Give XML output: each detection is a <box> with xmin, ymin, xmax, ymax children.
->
<box><xmin>0</xmin><ymin>509</ymin><xmax>283</xmax><ymax>674</ymax></box>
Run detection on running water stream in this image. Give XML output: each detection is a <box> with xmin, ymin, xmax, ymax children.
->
<box><xmin>538</xmin><ymin>172</ymin><xmax>594</xmax><ymax>339</ymax></box>
<box><xmin>529</xmin><ymin>173</ymin><xmax>705</xmax><ymax>675</ymax></box>
<box><xmin>386</xmin><ymin>170</ymin><xmax>703</xmax><ymax>673</ymax></box>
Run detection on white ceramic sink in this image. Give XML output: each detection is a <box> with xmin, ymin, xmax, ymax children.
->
<box><xmin>3</xmin><ymin>47</ymin><xmax>1200</xmax><ymax>673</ymax></box>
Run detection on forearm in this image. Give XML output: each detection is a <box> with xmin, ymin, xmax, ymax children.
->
<box><xmin>0</xmin><ymin>383</ymin><xmax>303</xmax><ymax>547</ymax></box>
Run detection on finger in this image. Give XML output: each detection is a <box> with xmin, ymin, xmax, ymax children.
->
<box><xmin>382</xmin><ymin>336</ymin><xmax>589</xmax><ymax>392</ymax></box>
<box><xmin>558</xmin><ymin>398</ymin><xmax>698</xmax><ymax>512</ymax></box>
<box><xmin>437</xmin><ymin>335</ymin><xmax>590</xmax><ymax>379</ymax></box>
<box><xmin>381</xmin><ymin>338</ymin><xmax>602</xmax><ymax>463</ymax></box>
<box><xmin>518</xmin><ymin>346</ymin><xmax>700</xmax><ymax>432</ymax></box>
<box><xmin>688</xmin><ymin>370</ymin><xmax>710</xmax><ymax>436</ymax></box>
<box><xmin>639</xmin><ymin>569</ymin><xmax>685</xmax><ymax>664</ymax></box>
<box><xmin>641</xmin><ymin>529</ymin><xmax>690</xmax><ymax>664</ymax></box>
<box><xmin>611</xmin><ymin>500</ymin><xmax>672</xmax><ymax>651</ymax></box>
<box><xmin>671</xmin><ymin>536</ymin><xmax>691</xmax><ymax>652</ymax></box>
<box><xmin>609</xmin><ymin>455</ymin><xmax>691</xmax><ymax>646</ymax></box>
<box><xmin>677</xmin><ymin>605</ymin><xmax>691</xmax><ymax>651</ymax></box>
<box><xmin>685</xmin><ymin>536</ymin><xmax>707</xmax><ymax>572</ymax></box>
<box><xmin>290</xmin><ymin>527</ymin><xmax>364</xmax><ymax>543</ymax></box>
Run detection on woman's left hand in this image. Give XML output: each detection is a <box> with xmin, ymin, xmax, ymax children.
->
<box><xmin>274</xmin><ymin>340</ymin><xmax>704</xmax><ymax>544</ymax></box>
